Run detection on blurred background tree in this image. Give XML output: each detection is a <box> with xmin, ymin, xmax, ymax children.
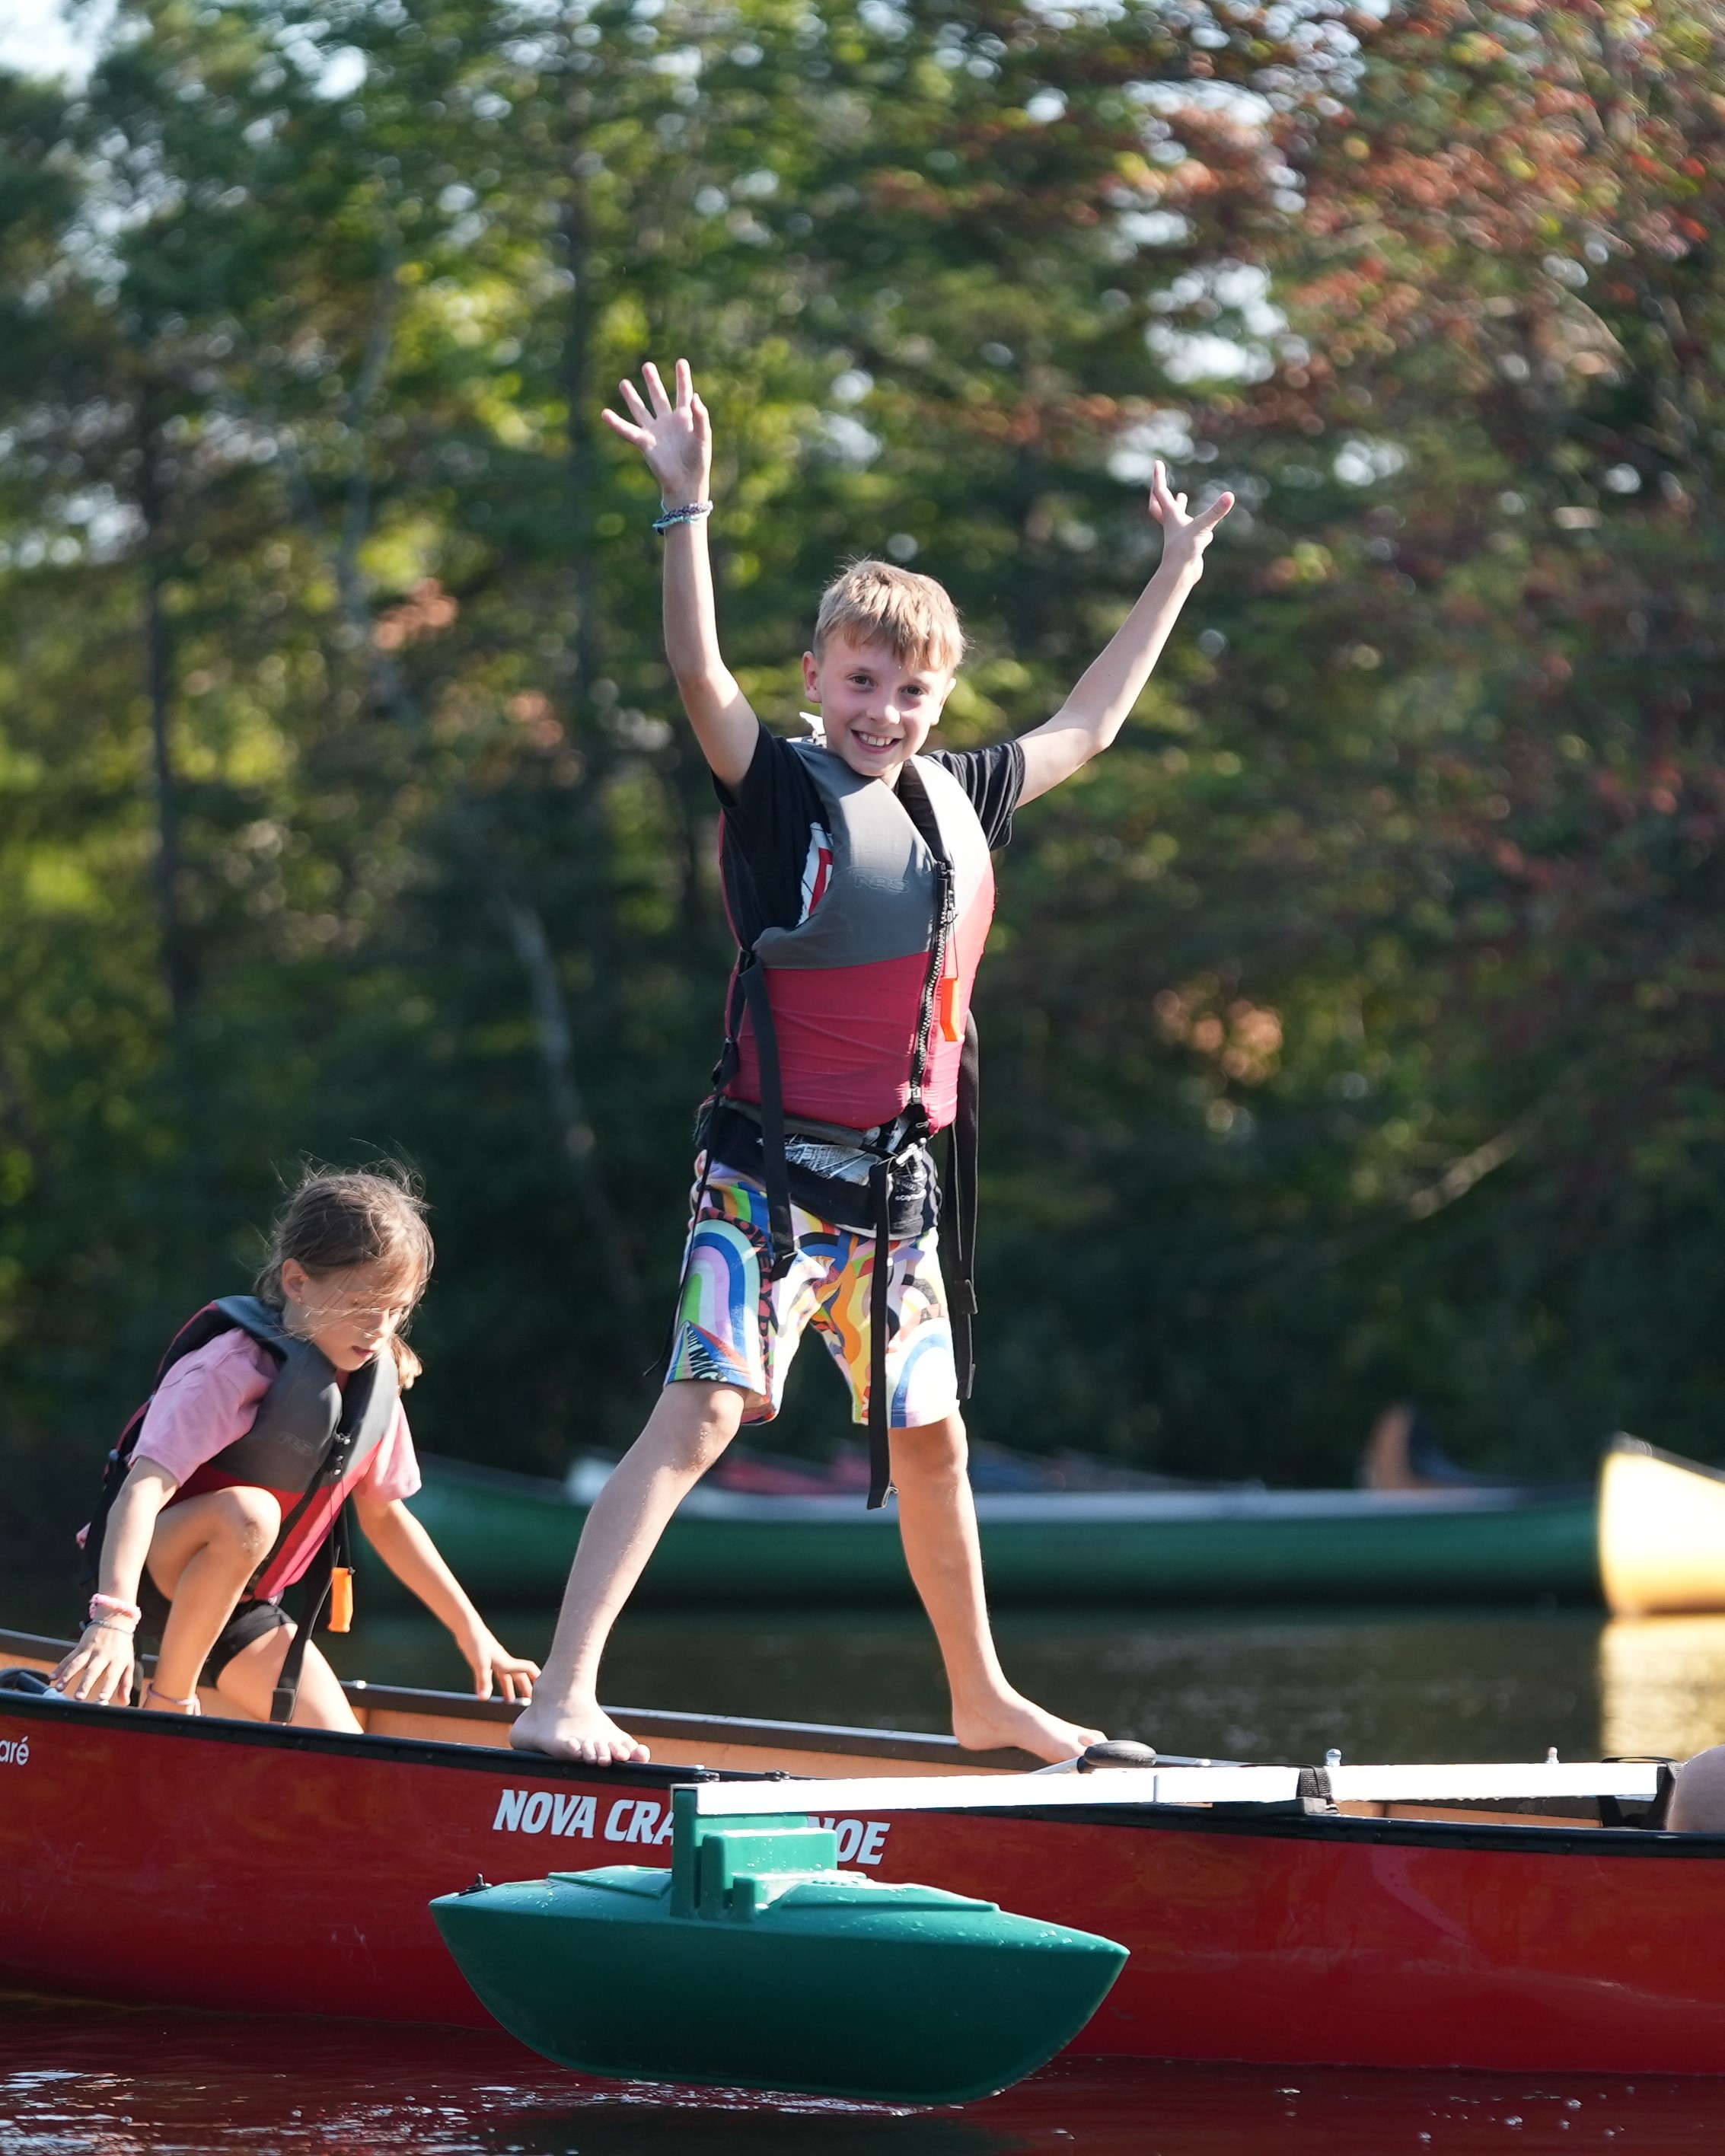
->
<box><xmin>4</xmin><ymin>0</ymin><xmax>1722</xmax><ymax>1559</ymax></box>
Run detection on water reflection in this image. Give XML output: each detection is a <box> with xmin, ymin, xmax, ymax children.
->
<box><xmin>312</xmin><ymin>1603</ymin><xmax>1609</xmax><ymax>1765</ymax></box>
<box><xmin>1599</xmin><ymin>1615</ymin><xmax>1725</xmax><ymax>1761</ymax></box>
<box><xmin>2</xmin><ymin>1999</ymin><xmax>1721</xmax><ymax>2154</ymax></box>
<box><xmin>17</xmin><ymin>1574</ymin><xmax>1725</xmax><ymax>1763</ymax></box>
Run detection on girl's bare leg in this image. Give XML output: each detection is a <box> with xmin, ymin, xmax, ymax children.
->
<box><xmin>890</xmin><ymin>1411</ymin><xmax>1105</xmax><ymax>1764</ymax></box>
<box><xmin>214</xmin><ymin>1625</ymin><xmax>361</xmax><ymax>1730</ymax></box>
<box><xmin>143</xmin><ymin>1488</ymin><xmax>283</xmax><ymax>1708</ymax></box>
<box><xmin>511</xmin><ymin>1379</ymin><xmax>745</xmax><ymax>1764</ymax></box>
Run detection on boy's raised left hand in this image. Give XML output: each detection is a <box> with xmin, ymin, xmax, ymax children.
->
<box><xmin>1149</xmin><ymin>458</ymin><xmax>1233</xmax><ymax>569</ymax></box>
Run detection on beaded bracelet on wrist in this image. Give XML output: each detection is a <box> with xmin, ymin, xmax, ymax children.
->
<box><xmin>652</xmin><ymin>499</ymin><xmax>713</xmax><ymax>534</ymax></box>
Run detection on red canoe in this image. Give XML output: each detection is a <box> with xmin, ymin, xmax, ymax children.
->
<box><xmin>0</xmin><ymin>1626</ymin><xmax>1717</xmax><ymax>2076</ymax></box>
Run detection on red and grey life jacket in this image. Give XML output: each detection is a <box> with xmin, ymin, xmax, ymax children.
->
<box><xmin>81</xmin><ymin>1296</ymin><xmax>398</xmax><ymax>1718</ymax></box>
<box><xmin>708</xmin><ymin>745</ymin><xmax>993</xmax><ymax>1508</ymax></box>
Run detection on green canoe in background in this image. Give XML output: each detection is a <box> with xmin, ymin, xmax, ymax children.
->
<box><xmin>400</xmin><ymin>1453</ymin><xmax>1602</xmax><ymax>1606</ymax></box>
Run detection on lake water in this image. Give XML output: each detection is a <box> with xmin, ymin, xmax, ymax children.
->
<box><xmin>6</xmin><ymin>1994</ymin><xmax>1725</xmax><ymax>2154</ymax></box>
<box><xmin>10</xmin><ymin>1587</ymin><xmax>1725</xmax><ymax>2150</ymax></box>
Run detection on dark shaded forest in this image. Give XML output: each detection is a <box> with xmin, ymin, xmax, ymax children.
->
<box><xmin>5</xmin><ymin>0</ymin><xmax>1725</xmax><ymax>1557</ymax></box>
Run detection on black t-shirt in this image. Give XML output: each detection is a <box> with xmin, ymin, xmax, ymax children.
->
<box><xmin>715</xmin><ymin>722</ymin><xmax>1026</xmax><ymax>950</ymax></box>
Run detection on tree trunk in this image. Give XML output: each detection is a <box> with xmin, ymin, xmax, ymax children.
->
<box><xmin>499</xmin><ymin>892</ymin><xmax>644</xmax><ymax>1327</ymax></box>
<box><xmin>137</xmin><ymin>403</ymin><xmax>196</xmax><ymax>1025</ymax></box>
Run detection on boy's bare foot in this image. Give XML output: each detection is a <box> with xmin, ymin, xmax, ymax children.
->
<box><xmin>510</xmin><ymin>1698</ymin><xmax>651</xmax><ymax>1765</ymax></box>
<box><xmin>952</xmin><ymin>1691</ymin><xmax>1106</xmax><ymax>1765</ymax></box>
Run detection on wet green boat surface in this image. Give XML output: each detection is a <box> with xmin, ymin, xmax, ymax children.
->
<box><xmin>402</xmin><ymin>1456</ymin><xmax>1600</xmax><ymax>1606</ymax></box>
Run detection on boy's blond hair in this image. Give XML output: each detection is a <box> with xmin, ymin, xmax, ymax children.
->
<box><xmin>813</xmin><ymin>560</ymin><xmax>965</xmax><ymax>675</ymax></box>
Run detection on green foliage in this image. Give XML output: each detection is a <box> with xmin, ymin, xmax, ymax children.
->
<box><xmin>5</xmin><ymin>0</ymin><xmax>1724</xmax><ymax>1560</ymax></box>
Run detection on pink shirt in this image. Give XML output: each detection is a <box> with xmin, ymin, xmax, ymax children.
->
<box><xmin>136</xmin><ymin>1329</ymin><xmax>420</xmax><ymax>1587</ymax></box>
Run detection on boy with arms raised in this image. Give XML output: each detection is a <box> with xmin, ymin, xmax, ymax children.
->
<box><xmin>514</xmin><ymin>359</ymin><xmax>1231</xmax><ymax>1765</ymax></box>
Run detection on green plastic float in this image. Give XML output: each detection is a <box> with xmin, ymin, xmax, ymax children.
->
<box><xmin>431</xmin><ymin>1786</ymin><xmax>1127</xmax><ymax>2104</ymax></box>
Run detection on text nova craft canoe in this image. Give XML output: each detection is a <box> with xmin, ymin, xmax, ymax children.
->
<box><xmin>395</xmin><ymin>1434</ymin><xmax>1725</xmax><ymax>1610</ymax></box>
<box><xmin>5</xmin><ymin>1625</ymin><xmax>1725</xmax><ymax>2076</ymax></box>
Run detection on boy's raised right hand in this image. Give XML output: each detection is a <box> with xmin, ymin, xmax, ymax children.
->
<box><xmin>603</xmin><ymin>358</ymin><xmax>712</xmax><ymax>509</ymax></box>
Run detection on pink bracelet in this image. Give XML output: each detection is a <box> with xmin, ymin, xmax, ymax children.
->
<box><xmin>144</xmin><ymin>1682</ymin><xmax>199</xmax><ymax>1715</ymax></box>
<box><xmin>90</xmin><ymin>1593</ymin><xmax>142</xmax><ymax>1627</ymax></box>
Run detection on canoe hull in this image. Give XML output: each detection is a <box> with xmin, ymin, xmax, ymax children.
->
<box><xmin>8</xmin><ymin>1686</ymin><xmax>1725</xmax><ymax>2075</ymax></box>
<box><xmin>404</xmin><ymin>1460</ymin><xmax>1601</xmax><ymax>1607</ymax></box>
<box><xmin>1601</xmin><ymin>1438</ymin><xmax>1725</xmax><ymax>1616</ymax></box>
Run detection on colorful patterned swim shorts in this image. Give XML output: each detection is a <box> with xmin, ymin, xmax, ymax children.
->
<box><xmin>665</xmin><ymin>1160</ymin><xmax>959</xmax><ymax>1430</ymax></box>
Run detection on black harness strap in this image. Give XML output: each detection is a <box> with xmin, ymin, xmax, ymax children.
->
<box><xmin>270</xmin><ymin>1523</ymin><xmax>336</xmax><ymax>1724</ymax></box>
<box><xmin>867</xmin><ymin>1160</ymin><xmax>893</xmax><ymax>1510</ymax></box>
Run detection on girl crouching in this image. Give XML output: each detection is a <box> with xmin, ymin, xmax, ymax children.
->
<box><xmin>53</xmin><ymin>1167</ymin><xmax>537</xmax><ymax>1725</ymax></box>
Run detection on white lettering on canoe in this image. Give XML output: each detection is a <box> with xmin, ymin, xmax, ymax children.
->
<box><xmin>493</xmin><ymin>1788</ymin><xmax>598</xmax><ymax>1838</ymax></box>
<box><xmin>0</xmin><ymin>1735</ymin><xmax>27</xmax><ymax>1766</ymax></box>
<box><xmin>487</xmin><ymin>1793</ymin><xmax>888</xmax><ymax>1863</ymax></box>
<box><xmin>815</xmin><ymin>1817</ymin><xmax>891</xmax><ymax>1866</ymax></box>
<box><xmin>553</xmin><ymin>1794</ymin><xmax>596</xmax><ymax>1838</ymax></box>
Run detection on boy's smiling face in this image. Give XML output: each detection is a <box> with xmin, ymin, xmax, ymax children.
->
<box><xmin>803</xmin><ymin>634</ymin><xmax>955</xmax><ymax>784</ymax></box>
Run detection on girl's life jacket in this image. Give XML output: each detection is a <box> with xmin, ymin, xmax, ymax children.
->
<box><xmin>705</xmin><ymin>745</ymin><xmax>993</xmax><ymax>1509</ymax></box>
<box><xmin>81</xmin><ymin>1296</ymin><xmax>399</xmax><ymax>1715</ymax></box>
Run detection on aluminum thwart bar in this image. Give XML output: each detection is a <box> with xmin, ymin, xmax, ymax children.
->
<box><xmin>693</xmin><ymin>1768</ymin><xmax>1292</xmax><ymax>1816</ymax></box>
<box><xmin>689</xmin><ymin>1760</ymin><xmax>1663</xmax><ymax>1819</ymax></box>
<box><xmin>1328</xmin><ymin>1762</ymin><xmax>1663</xmax><ymax>1804</ymax></box>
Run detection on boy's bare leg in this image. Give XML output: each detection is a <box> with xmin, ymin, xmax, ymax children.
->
<box><xmin>511</xmin><ymin>1379</ymin><xmax>745</xmax><ymax>1763</ymax></box>
<box><xmin>143</xmin><ymin>1488</ymin><xmax>283</xmax><ymax>1708</ymax></box>
<box><xmin>891</xmin><ymin>1412</ymin><xmax>1105</xmax><ymax>1765</ymax></box>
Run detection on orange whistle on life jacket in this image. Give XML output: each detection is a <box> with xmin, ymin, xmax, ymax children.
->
<box><xmin>329</xmin><ymin>1566</ymin><xmax>354</xmax><ymax>1634</ymax></box>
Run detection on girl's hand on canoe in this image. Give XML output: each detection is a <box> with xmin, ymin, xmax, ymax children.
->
<box><xmin>461</xmin><ymin>1628</ymin><xmax>540</xmax><ymax>1703</ymax></box>
<box><xmin>51</xmin><ymin>1621</ymin><xmax>137</xmax><ymax>1707</ymax></box>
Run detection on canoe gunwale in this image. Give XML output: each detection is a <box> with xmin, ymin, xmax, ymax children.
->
<box><xmin>0</xmin><ymin>1686</ymin><xmax>731</xmax><ymax>1784</ymax></box>
<box><xmin>0</xmin><ymin>1685</ymin><xmax>1708</xmax><ymax>1861</ymax></box>
<box><xmin>0</xmin><ymin>1627</ymin><xmax>1044</xmax><ymax>1771</ymax></box>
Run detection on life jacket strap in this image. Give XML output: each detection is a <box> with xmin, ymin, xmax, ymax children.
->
<box><xmin>269</xmin><ymin>1520</ymin><xmax>339</xmax><ymax>1724</ymax></box>
<box><xmin>947</xmin><ymin>1012</ymin><xmax>981</xmax><ymax>1403</ymax></box>
<box><xmin>738</xmin><ymin>958</ymin><xmax>797</xmax><ymax>1282</ymax></box>
<box><xmin>867</xmin><ymin>1160</ymin><xmax>893</xmax><ymax>1511</ymax></box>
